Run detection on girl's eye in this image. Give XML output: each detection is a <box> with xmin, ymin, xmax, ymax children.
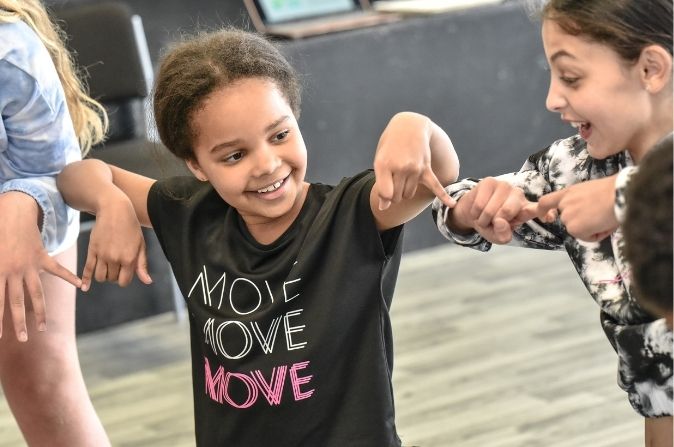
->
<box><xmin>560</xmin><ymin>76</ymin><xmax>579</xmax><ymax>86</ymax></box>
<box><xmin>223</xmin><ymin>151</ymin><xmax>244</xmax><ymax>164</ymax></box>
<box><xmin>273</xmin><ymin>130</ymin><xmax>290</xmax><ymax>143</ymax></box>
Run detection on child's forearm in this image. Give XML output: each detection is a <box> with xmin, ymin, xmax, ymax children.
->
<box><xmin>427</xmin><ymin>119</ymin><xmax>460</xmax><ymax>186</ymax></box>
<box><xmin>57</xmin><ymin>159</ymin><xmax>127</xmax><ymax>215</ymax></box>
<box><xmin>58</xmin><ymin>160</ymin><xmax>153</xmax><ymax>290</ymax></box>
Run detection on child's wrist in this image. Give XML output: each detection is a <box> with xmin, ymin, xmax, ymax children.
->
<box><xmin>0</xmin><ymin>191</ymin><xmax>41</xmax><ymax>227</ymax></box>
<box><xmin>446</xmin><ymin>198</ymin><xmax>474</xmax><ymax>234</ymax></box>
<box><xmin>94</xmin><ymin>186</ymin><xmax>131</xmax><ymax>215</ymax></box>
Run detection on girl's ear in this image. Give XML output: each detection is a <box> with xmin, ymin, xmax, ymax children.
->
<box><xmin>639</xmin><ymin>45</ymin><xmax>673</xmax><ymax>93</ymax></box>
<box><xmin>186</xmin><ymin>157</ymin><xmax>208</xmax><ymax>182</ymax></box>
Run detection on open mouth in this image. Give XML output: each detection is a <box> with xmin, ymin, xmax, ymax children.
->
<box><xmin>570</xmin><ymin>121</ymin><xmax>592</xmax><ymax>139</ymax></box>
<box><xmin>256</xmin><ymin>175</ymin><xmax>288</xmax><ymax>194</ymax></box>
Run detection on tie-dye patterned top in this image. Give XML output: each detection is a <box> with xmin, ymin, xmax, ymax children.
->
<box><xmin>0</xmin><ymin>20</ymin><xmax>81</xmax><ymax>254</ymax></box>
<box><xmin>432</xmin><ymin>134</ymin><xmax>673</xmax><ymax>417</ymax></box>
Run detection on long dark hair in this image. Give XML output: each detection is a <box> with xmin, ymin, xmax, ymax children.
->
<box><xmin>541</xmin><ymin>0</ymin><xmax>672</xmax><ymax>63</ymax></box>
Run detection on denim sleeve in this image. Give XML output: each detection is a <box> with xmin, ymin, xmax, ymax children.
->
<box><xmin>0</xmin><ymin>176</ymin><xmax>70</xmax><ymax>253</ymax></box>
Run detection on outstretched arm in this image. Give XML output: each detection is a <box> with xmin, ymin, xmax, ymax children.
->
<box><xmin>445</xmin><ymin>177</ymin><xmax>550</xmax><ymax>244</ymax></box>
<box><xmin>371</xmin><ymin>112</ymin><xmax>460</xmax><ymax>231</ymax></box>
<box><xmin>57</xmin><ymin>159</ymin><xmax>156</xmax><ymax>290</ymax></box>
<box><xmin>435</xmin><ymin>135</ymin><xmax>607</xmax><ymax>247</ymax></box>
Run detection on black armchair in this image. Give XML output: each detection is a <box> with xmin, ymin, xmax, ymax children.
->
<box><xmin>55</xmin><ymin>1</ymin><xmax>187</xmax><ymax>333</ymax></box>
<box><xmin>57</xmin><ymin>1</ymin><xmax>152</xmax><ymax>142</ymax></box>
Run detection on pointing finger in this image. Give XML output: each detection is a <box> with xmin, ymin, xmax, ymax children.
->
<box><xmin>81</xmin><ymin>251</ymin><xmax>97</xmax><ymax>292</ymax></box>
<box><xmin>422</xmin><ymin>170</ymin><xmax>455</xmax><ymax>208</ymax></box>
<box><xmin>537</xmin><ymin>189</ymin><xmax>566</xmax><ymax>213</ymax></box>
<box><xmin>42</xmin><ymin>255</ymin><xmax>82</xmax><ymax>288</ymax></box>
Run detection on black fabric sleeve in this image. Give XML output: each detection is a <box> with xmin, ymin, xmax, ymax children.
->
<box><xmin>353</xmin><ymin>170</ymin><xmax>403</xmax><ymax>260</ymax></box>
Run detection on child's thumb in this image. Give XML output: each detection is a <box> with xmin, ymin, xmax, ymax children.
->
<box><xmin>136</xmin><ymin>246</ymin><xmax>153</xmax><ymax>284</ymax></box>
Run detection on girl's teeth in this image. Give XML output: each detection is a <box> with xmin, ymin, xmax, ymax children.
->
<box><xmin>258</xmin><ymin>179</ymin><xmax>283</xmax><ymax>193</ymax></box>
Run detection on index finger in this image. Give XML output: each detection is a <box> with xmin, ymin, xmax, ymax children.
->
<box><xmin>421</xmin><ymin>170</ymin><xmax>456</xmax><ymax>208</ymax></box>
<box><xmin>41</xmin><ymin>255</ymin><xmax>82</xmax><ymax>289</ymax></box>
<box><xmin>537</xmin><ymin>189</ymin><xmax>566</xmax><ymax>213</ymax></box>
<box><xmin>512</xmin><ymin>201</ymin><xmax>556</xmax><ymax>226</ymax></box>
<box><xmin>81</xmin><ymin>250</ymin><xmax>97</xmax><ymax>292</ymax></box>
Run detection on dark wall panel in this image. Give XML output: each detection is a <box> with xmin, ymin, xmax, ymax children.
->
<box><xmin>43</xmin><ymin>1</ymin><xmax>574</xmax><ymax>331</ymax></box>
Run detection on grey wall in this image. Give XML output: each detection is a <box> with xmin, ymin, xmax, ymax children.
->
<box><xmin>44</xmin><ymin>0</ymin><xmax>574</xmax><ymax>332</ymax></box>
<box><xmin>47</xmin><ymin>0</ymin><xmax>252</xmax><ymax>62</ymax></box>
<box><xmin>97</xmin><ymin>2</ymin><xmax>567</xmax><ymax>251</ymax></box>
<box><xmin>45</xmin><ymin>0</ymin><xmax>572</xmax><ymax>252</ymax></box>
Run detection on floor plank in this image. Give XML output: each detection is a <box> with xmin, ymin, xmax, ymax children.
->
<box><xmin>0</xmin><ymin>245</ymin><xmax>643</xmax><ymax>446</ymax></box>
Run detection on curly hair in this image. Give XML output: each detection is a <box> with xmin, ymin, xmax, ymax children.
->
<box><xmin>153</xmin><ymin>28</ymin><xmax>302</xmax><ymax>160</ymax></box>
<box><xmin>0</xmin><ymin>0</ymin><xmax>108</xmax><ymax>154</ymax></box>
<box><xmin>623</xmin><ymin>134</ymin><xmax>673</xmax><ymax>318</ymax></box>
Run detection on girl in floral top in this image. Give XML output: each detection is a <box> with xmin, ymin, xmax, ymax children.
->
<box><xmin>380</xmin><ymin>0</ymin><xmax>672</xmax><ymax>445</ymax></box>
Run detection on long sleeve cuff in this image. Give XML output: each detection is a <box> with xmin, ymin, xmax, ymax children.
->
<box><xmin>0</xmin><ymin>176</ymin><xmax>74</xmax><ymax>253</ymax></box>
<box><xmin>431</xmin><ymin>179</ymin><xmax>492</xmax><ymax>251</ymax></box>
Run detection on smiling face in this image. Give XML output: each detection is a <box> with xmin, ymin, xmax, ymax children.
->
<box><xmin>187</xmin><ymin>77</ymin><xmax>308</xmax><ymax>233</ymax></box>
<box><xmin>542</xmin><ymin>19</ymin><xmax>654</xmax><ymax>160</ymax></box>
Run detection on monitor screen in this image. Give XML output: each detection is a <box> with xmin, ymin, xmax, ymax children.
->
<box><xmin>257</xmin><ymin>0</ymin><xmax>357</xmax><ymax>24</ymax></box>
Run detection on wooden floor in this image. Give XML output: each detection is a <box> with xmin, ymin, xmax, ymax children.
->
<box><xmin>0</xmin><ymin>244</ymin><xmax>643</xmax><ymax>446</ymax></box>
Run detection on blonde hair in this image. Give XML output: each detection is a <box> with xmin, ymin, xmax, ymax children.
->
<box><xmin>0</xmin><ymin>0</ymin><xmax>107</xmax><ymax>154</ymax></box>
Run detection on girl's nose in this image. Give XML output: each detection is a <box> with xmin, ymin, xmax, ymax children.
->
<box><xmin>545</xmin><ymin>79</ymin><xmax>566</xmax><ymax>112</ymax></box>
<box><xmin>253</xmin><ymin>145</ymin><xmax>281</xmax><ymax>176</ymax></box>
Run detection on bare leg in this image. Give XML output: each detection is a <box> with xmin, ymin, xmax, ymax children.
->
<box><xmin>645</xmin><ymin>416</ymin><xmax>673</xmax><ymax>447</ymax></box>
<box><xmin>0</xmin><ymin>244</ymin><xmax>110</xmax><ymax>447</ymax></box>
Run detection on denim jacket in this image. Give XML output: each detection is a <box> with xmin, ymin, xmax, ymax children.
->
<box><xmin>0</xmin><ymin>20</ymin><xmax>81</xmax><ymax>254</ymax></box>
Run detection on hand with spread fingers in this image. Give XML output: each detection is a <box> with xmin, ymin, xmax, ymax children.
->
<box><xmin>0</xmin><ymin>192</ymin><xmax>82</xmax><ymax>342</ymax></box>
<box><xmin>537</xmin><ymin>175</ymin><xmax>618</xmax><ymax>242</ymax></box>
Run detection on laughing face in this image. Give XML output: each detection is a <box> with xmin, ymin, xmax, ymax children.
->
<box><xmin>542</xmin><ymin>19</ymin><xmax>653</xmax><ymax>160</ymax></box>
<box><xmin>187</xmin><ymin>78</ymin><xmax>309</xmax><ymax>232</ymax></box>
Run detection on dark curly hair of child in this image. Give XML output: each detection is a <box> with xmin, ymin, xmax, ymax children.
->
<box><xmin>623</xmin><ymin>133</ymin><xmax>673</xmax><ymax>326</ymax></box>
